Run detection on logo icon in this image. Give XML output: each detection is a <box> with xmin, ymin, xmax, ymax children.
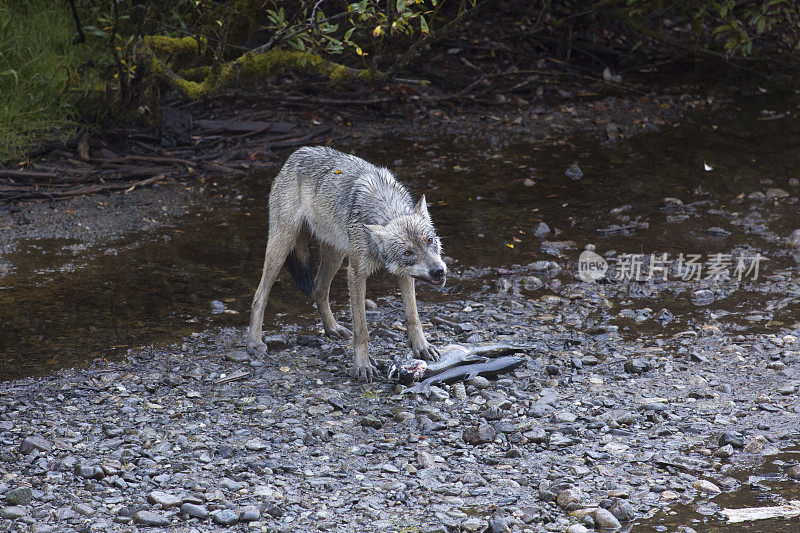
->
<box><xmin>578</xmin><ymin>246</ymin><xmax>608</xmax><ymax>282</ymax></box>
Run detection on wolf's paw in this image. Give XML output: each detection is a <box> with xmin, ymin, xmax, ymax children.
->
<box><xmin>352</xmin><ymin>360</ymin><xmax>378</xmax><ymax>382</ymax></box>
<box><xmin>324</xmin><ymin>323</ymin><xmax>353</xmax><ymax>340</ymax></box>
<box><xmin>246</xmin><ymin>340</ymin><xmax>268</xmax><ymax>357</ymax></box>
<box><xmin>413</xmin><ymin>343</ymin><xmax>440</xmax><ymax>362</ymax></box>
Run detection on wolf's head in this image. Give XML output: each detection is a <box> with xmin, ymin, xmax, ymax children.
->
<box><xmin>365</xmin><ymin>195</ymin><xmax>447</xmax><ymax>286</ymax></box>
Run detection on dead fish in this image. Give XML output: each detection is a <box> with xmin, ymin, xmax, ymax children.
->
<box><xmin>389</xmin><ymin>343</ymin><xmax>537</xmax><ymax>384</ymax></box>
<box><xmin>403</xmin><ymin>355</ymin><xmax>526</xmax><ymax>396</ymax></box>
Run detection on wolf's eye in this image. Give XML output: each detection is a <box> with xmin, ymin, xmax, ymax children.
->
<box><xmin>404</xmin><ymin>250</ymin><xmax>413</xmax><ymax>257</ymax></box>
<box><xmin>426</xmin><ymin>237</ymin><xmax>434</xmax><ymax>245</ymax></box>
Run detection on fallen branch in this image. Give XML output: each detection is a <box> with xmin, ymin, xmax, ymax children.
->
<box><xmin>142</xmin><ymin>39</ymin><xmax>383</xmax><ymax>99</ymax></box>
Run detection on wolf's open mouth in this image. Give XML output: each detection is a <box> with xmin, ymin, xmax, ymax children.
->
<box><xmin>415</xmin><ymin>275</ymin><xmax>446</xmax><ymax>287</ymax></box>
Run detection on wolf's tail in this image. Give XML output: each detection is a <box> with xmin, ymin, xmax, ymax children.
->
<box><xmin>285</xmin><ymin>225</ymin><xmax>314</xmax><ymax>297</ymax></box>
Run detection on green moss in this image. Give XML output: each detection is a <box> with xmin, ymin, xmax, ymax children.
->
<box><xmin>143</xmin><ymin>35</ymin><xmax>204</xmax><ymax>54</ymax></box>
<box><xmin>144</xmin><ymin>44</ymin><xmax>383</xmax><ymax>100</ymax></box>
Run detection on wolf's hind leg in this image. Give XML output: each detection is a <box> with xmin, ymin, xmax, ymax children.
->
<box><xmin>398</xmin><ymin>275</ymin><xmax>440</xmax><ymax>361</ymax></box>
<box><xmin>246</xmin><ymin>226</ymin><xmax>298</xmax><ymax>355</ymax></box>
<box><xmin>313</xmin><ymin>242</ymin><xmax>351</xmax><ymax>340</ymax></box>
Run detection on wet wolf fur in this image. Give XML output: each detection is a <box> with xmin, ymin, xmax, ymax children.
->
<box><xmin>246</xmin><ymin>146</ymin><xmax>448</xmax><ymax>381</ymax></box>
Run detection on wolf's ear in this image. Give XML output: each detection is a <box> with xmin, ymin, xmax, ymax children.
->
<box><xmin>364</xmin><ymin>224</ymin><xmax>389</xmax><ymax>244</ymax></box>
<box><xmin>414</xmin><ymin>195</ymin><xmax>430</xmax><ymax>219</ymax></box>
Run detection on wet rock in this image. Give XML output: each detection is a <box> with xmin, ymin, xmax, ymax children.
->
<box><xmin>719</xmin><ymin>431</ymin><xmax>744</xmax><ymax>449</ymax></box>
<box><xmin>692</xmin><ymin>480</ymin><xmax>722</xmax><ymax>494</ymax></box>
<box><xmin>624</xmin><ymin>358</ymin><xmax>651</xmax><ymax>374</ymax></box>
<box><xmin>75</xmin><ymin>464</ymin><xmax>104</xmax><ymax>479</ymax></box>
<box><xmin>468</xmin><ymin>376</ymin><xmax>491</xmax><ymax>389</ymax></box>
<box><xmin>74</xmin><ymin>503</ymin><xmax>95</xmax><ymax>516</ymax></box>
<box><xmin>715</xmin><ymin>444</ymin><xmax>734</xmax><ymax>458</ymax></box>
<box><xmin>133</xmin><ymin>510</ymin><xmax>170</xmax><ymax>527</ymax></box>
<box><xmin>461</xmin><ymin>518</ymin><xmax>484</xmax><ymax>532</ymax></box>
<box><xmin>663</xmin><ymin>197</ymin><xmax>683</xmax><ymax>208</ymax></box>
<box><xmin>566</xmin><ymin>164</ymin><xmax>583</xmax><ymax>181</ymax></box>
<box><xmin>707</xmin><ymin>227</ymin><xmax>731</xmax><ymax>237</ymax></box>
<box><xmin>181</xmin><ymin>502</ymin><xmax>208</xmax><ymax>519</ymax></box>
<box><xmin>463</xmin><ymin>423</ymin><xmax>496</xmax><ymax>445</ymax></box>
<box><xmin>488</xmin><ymin>516</ymin><xmax>509</xmax><ymax>533</ymax></box>
<box><xmin>788</xmin><ymin>465</ymin><xmax>800</xmax><ymax>479</ymax></box>
<box><xmin>482</xmin><ymin>406</ymin><xmax>503</xmax><ymax>421</ymax></box>
<box><xmin>743</xmin><ymin>435</ymin><xmax>768</xmax><ymax>454</ymax></box>
<box><xmin>691</xmin><ymin>289</ymin><xmax>715</xmax><ymax>306</ymax></box>
<box><xmin>210</xmin><ymin>300</ymin><xmax>227</xmax><ymax>314</ymax></box>
<box><xmin>1</xmin><ymin>506</ymin><xmax>27</xmax><ymax>519</ymax></box>
<box><xmin>147</xmin><ymin>490</ymin><xmax>182</xmax><ymax>508</ymax></box>
<box><xmin>210</xmin><ymin>509</ymin><xmax>239</xmax><ymax>526</ymax></box>
<box><xmin>19</xmin><ymin>435</ymin><xmax>52</xmax><ymax>454</ymax></box>
<box><xmin>748</xmin><ymin>191</ymin><xmax>765</xmax><ymax>200</ymax></box>
<box><xmin>566</xmin><ymin>525</ymin><xmax>590</xmax><ymax>533</ymax></box>
<box><xmin>610</xmin><ymin>500</ymin><xmax>635</xmax><ymax>522</ymax></box>
<box><xmin>534</xmin><ymin>222</ymin><xmax>551</xmax><ymax>237</ymax></box>
<box><xmin>655</xmin><ymin>308</ymin><xmax>674</xmax><ymax>325</ymax></box>
<box><xmin>788</xmin><ymin>229</ymin><xmax>800</xmax><ymax>249</ymax></box>
<box><xmin>452</xmin><ymin>382</ymin><xmax>467</xmax><ymax>400</ymax></box>
<box><xmin>263</xmin><ymin>334</ymin><xmax>289</xmax><ymax>350</ymax></box>
<box><xmin>239</xmin><ymin>506</ymin><xmax>260</xmax><ymax>521</ymax></box>
<box><xmin>360</xmin><ymin>415</ymin><xmax>383</xmax><ymax>429</ymax></box>
<box><xmin>523</xmin><ymin>276</ymin><xmax>543</xmax><ymax>291</ymax></box>
<box><xmin>428</xmin><ymin>386</ymin><xmax>450</xmax><ymax>401</ymax></box>
<box><xmin>593</xmin><ymin>507</ymin><xmax>622</xmax><ymax>529</ymax></box>
<box><xmin>766</xmin><ymin>188</ymin><xmax>789</xmax><ymax>199</ymax></box>
<box><xmin>5</xmin><ymin>487</ymin><xmax>32</xmax><ymax>506</ymax></box>
<box><xmin>557</xmin><ymin>489</ymin><xmax>583</xmax><ymax>510</ymax></box>
<box><xmin>225</xmin><ymin>350</ymin><xmax>250</xmax><ymax>363</ymax></box>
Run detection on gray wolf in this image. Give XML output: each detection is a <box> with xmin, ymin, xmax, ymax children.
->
<box><xmin>246</xmin><ymin>146</ymin><xmax>447</xmax><ymax>381</ymax></box>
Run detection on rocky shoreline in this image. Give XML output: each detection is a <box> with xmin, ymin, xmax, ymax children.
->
<box><xmin>2</xmin><ymin>256</ymin><xmax>799</xmax><ymax>532</ymax></box>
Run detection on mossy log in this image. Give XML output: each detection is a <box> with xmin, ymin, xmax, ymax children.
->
<box><xmin>140</xmin><ymin>36</ymin><xmax>383</xmax><ymax>99</ymax></box>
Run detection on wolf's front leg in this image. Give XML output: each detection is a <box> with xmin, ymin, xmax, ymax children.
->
<box><xmin>398</xmin><ymin>275</ymin><xmax>440</xmax><ymax>361</ymax></box>
<box><xmin>347</xmin><ymin>265</ymin><xmax>377</xmax><ymax>381</ymax></box>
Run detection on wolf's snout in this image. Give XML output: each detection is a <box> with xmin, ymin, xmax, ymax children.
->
<box><xmin>430</xmin><ymin>266</ymin><xmax>445</xmax><ymax>280</ymax></box>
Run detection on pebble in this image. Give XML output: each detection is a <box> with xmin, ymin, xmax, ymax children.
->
<box><xmin>557</xmin><ymin>489</ymin><xmax>583</xmax><ymax>510</ymax></box>
<box><xmin>788</xmin><ymin>229</ymin><xmax>800</xmax><ymax>249</ymax></box>
<box><xmin>593</xmin><ymin>507</ymin><xmax>622</xmax><ymax>529</ymax></box>
<box><xmin>452</xmin><ymin>382</ymin><xmax>467</xmax><ymax>400</ymax></box>
<box><xmin>565</xmin><ymin>164</ymin><xmax>583</xmax><ymax>181</ymax></box>
<box><xmin>624</xmin><ymin>358</ymin><xmax>651</xmax><ymax>374</ymax></box>
<box><xmin>719</xmin><ymin>431</ymin><xmax>744</xmax><ymax>449</ymax></box>
<box><xmin>360</xmin><ymin>415</ymin><xmax>383</xmax><ymax>429</ymax></box>
<box><xmin>743</xmin><ymin>435</ymin><xmax>767</xmax><ymax>454</ymax></box>
<box><xmin>467</xmin><ymin>376</ymin><xmax>491</xmax><ymax>389</ymax></box>
<box><xmin>715</xmin><ymin>444</ymin><xmax>734</xmax><ymax>457</ymax></box>
<box><xmin>239</xmin><ymin>506</ymin><xmax>261</xmax><ymax>521</ymax></box>
<box><xmin>19</xmin><ymin>435</ymin><xmax>52</xmax><ymax>453</ymax></box>
<box><xmin>566</xmin><ymin>525</ymin><xmax>590</xmax><ymax>533</ymax></box>
<box><xmin>463</xmin><ymin>423</ymin><xmax>496</xmax><ymax>445</ymax></box>
<box><xmin>461</xmin><ymin>517</ymin><xmax>484</xmax><ymax>532</ymax></box>
<box><xmin>133</xmin><ymin>510</ymin><xmax>170</xmax><ymax>526</ymax></box>
<box><xmin>534</xmin><ymin>222</ymin><xmax>551</xmax><ymax>237</ymax></box>
<box><xmin>766</xmin><ymin>188</ymin><xmax>789</xmax><ymax>199</ymax></box>
<box><xmin>5</xmin><ymin>487</ymin><xmax>32</xmax><ymax>506</ymax></box>
<box><xmin>692</xmin><ymin>480</ymin><xmax>722</xmax><ymax>494</ymax></box>
<box><xmin>181</xmin><ymin>502</ymin><xmax>208</xmax><ymax>518</ymax></box>
<box><xmin>210</xmin><ymin>509</ymin><xmax>239</xmax><ymax>526</ymax></box>
<box><xmin>147</xmin><ymin>490</ymin><xmax>182</xmax><ymax>508</ymax></box>
<box><xmin>1</xmin><ymin>506</ymin><xmax>27</xmax><ymax>519</ymax></box>
<box><xmin>691</xmin><ymin>289</ymin><xmax>715</xmax><ymax>306</ymax></box>
<box><xmin>610</xmin><ymin>500</ymin><xmax>635</xmax><ymax>522</ymax></box>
